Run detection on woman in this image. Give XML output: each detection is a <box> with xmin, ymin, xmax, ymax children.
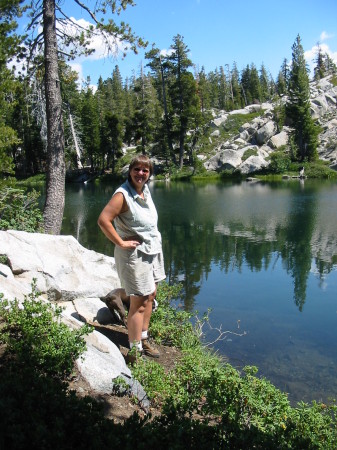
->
<box><xmin>97</xmin><ymin>154</ymin><xmax>165</xmax><ymax>362</ymax></box>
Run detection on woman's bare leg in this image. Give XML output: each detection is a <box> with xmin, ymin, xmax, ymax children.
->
<box><xmin>142</xmin><ymin>290</ymin><xmax>156</xmax><ymax>332</ymax></box>
<box><xmin>127</xmin><ymin>294</ymin><xmax>149</xmax><ymax>346</ymax></box>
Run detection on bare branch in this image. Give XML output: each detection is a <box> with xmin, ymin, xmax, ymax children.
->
<box><xmin>73</xmin><ymin>0</ymin><xmax>100</xmax><ymax>24</ymax></box>
<box><xmin>194</xmin><ymin>313</ymin><xmax>247</xmax><ymax>347</ymax></box>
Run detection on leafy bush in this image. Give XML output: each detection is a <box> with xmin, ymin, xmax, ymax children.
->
<box><xmin>0</xmin><ymin>186</ymin><xmax>44</xmax><ymax>232</ymax></box>
<box><xmin>268</xmin><ymin>149</ymin><xmax>291</xmax><ymax>173</ymax></box>
<box><xmin>304</xmin><ymin>162</ymin><xmax>337</xmax><ymax>179</ymax></box>
<box><xmin>150</xmin><ymin>282</ymin><xmax>199</xmax><ymax>349</ymax></box>
<box><xmin>0</xmin><ymin>281</ymin><xmax>92</xmax><ymax>377</ymax></box>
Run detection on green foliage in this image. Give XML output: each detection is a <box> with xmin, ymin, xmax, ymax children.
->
<box><xmin>242</xmin><ymin>147</ymin><xmax>258</xmax><ymax>161</ymax></box>
<box><xmin>221</xmin><ymin>111</ymin><xmax>262</xmax><ymax>140</ymax></box>
<box><xmin>268</xmin><ymin>149</ymin><xmax>291</xmax><ymax>173</ymax></box>
<box><xmin>16</xmin><ymin>173</ymin><xmax>46</xmax><ymax>186</ymax></box>
<box><xmin>0</xmin><ymin>255</ymin><xmax>8</xmax><ymax>265</ymax></box>
<box><xmin>304</xmin><ymin>162</ymin><xmax>337</xmax><ymax>179</ymax></box>
<box><xmin>150</xmin><ymin>282</ymin><xmax>199</xmax><ymax>348</ymax></box>
<box><xmin>0</xmin><ymin>281</ymin><xmax>92</xmax><ymax>377</ymax></box>
<box><xmin>0</xmin><ymin>186</ymin><xmax>44</xmax><ymax>231</ymax></box>
<box><xmin>286</xmin><ymin>35</ymin><xmax>320</xmax><ymax>162</ymax></box>
<box><xmin>0</xmin><ymin>124</ymin><xmax>17</xmax><ymax>175</ymax></box>
<box><xmin>273</xmin><ymin>98</ymin><xmax>286</xmax><ymax>130</ymax></box>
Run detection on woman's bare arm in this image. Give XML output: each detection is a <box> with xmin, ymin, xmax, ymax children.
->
<box><xmin>97</xmin><ymin>193</ymin><xmax>140</xmax><ymax>249</ymax></box>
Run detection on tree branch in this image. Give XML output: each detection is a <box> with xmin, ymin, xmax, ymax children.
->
<box><xmin>73</xmin><ymin>0</ymin><xmax>100</xmax><ymax>24</ymax></box>
<box><xmin>194</xmin><ymin>313</ymin><xmax>247</xmax><ymax>347</ymax></box>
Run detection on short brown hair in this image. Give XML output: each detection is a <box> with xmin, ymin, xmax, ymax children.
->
<box><xmin>128</xmin><ymin>154</ymin><xmax>154</xmax><ymax>182</ymax></box>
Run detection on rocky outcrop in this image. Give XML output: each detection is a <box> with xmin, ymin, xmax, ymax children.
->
<box><xmin>203</xmin><ymin>76</ymin><xmax>337</xmax><ymax>174</ymax></box>
<box><xmin>0</xmin><ymin>230</ymin><xmax>149</xmax><ymax>410</ymax></box>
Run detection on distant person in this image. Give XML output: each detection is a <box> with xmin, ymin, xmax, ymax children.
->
<box><xmin>97</xmin><ymin>154</ymin><xmax>165</xmax><ymax>362</ymax></box>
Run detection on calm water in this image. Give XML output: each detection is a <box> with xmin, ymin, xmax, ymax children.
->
<box><xmin>61</xmin><ymin>178</ymin><xmax>337</xmax><ymax>405</ymax></box>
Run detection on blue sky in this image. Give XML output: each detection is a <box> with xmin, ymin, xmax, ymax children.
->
<box><xmin>28</xmin><ymin>0</ymin><xmax>337</xmax><ymax>87</ymax></box>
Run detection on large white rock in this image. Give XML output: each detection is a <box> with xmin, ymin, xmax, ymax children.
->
<box><xmin>0</xmin><ymin>230</ymin><xmax>119</xmax><ymax>301</ymax></box>
<box><xmin>211</xmin><ymin>114</ymin><xmax>228</xmax><ymax>127</ymax></box>
<box><xmin>255</xmin><ymin>121</ymin><xmax>277</xmax><ymax>145</ymax></box>
<box><xmin>204</xmin><ymin>148</ymin><xmax>244</xmax><ymax>171</ymax></box>
<box><xmin>238</xmin><ymin>155</ymin><xmax>269</xmax><ymax>174</ymax></box>
<box><xmin>76</xmin><ymin>331</ymin><xmax>131</xmax><ymax>393</ymax></box>
<box><xmin>268</xmin><ymin>130</ymin><xmax>289</xmax><ymax>149</ymax></box>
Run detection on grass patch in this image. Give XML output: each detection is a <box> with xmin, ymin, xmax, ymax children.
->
<box><xmin>16</xmin><ymin>173</ymin><xmax>46</xmax><ymax>186</ymax></box>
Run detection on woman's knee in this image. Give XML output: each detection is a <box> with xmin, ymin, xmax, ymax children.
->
<box><xmin>130</xmin><ymin>294</ymin><xmax>149</xmax><ymax>312</ymax></box>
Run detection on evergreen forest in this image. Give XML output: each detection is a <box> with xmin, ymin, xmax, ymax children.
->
<box><xmin>2</xmin><ymin>4</ymin><xmax>337</xmax><ymax>183</ymax></box>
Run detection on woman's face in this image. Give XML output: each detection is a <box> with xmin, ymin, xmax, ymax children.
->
<box><xmin>129</xmin><ymin>164</ymin><xmax>150</xmax><ymax>190</ymax></box>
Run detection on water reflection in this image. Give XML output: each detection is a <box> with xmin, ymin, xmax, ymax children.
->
<box><xmin>153</xmin><ymin>180</ymin><xmax>337</xmax><ymax>313</ymax></box>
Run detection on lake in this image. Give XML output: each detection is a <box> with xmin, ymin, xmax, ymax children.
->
<box><xmin>61</xmin><ymin>178</ymin><xmax>337</xmax><ymax>405</ymax></box>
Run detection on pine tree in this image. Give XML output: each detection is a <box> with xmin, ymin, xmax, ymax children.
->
<box><xmin>132</xmin><ymin>64</ymin><xmax>161</xmax><ymax>154</ymax></box>
<box><xmin>196</xmin><ymin>66</ymin><xmax>211</xmax><ymax>113</ymax></box>
<box><xmin>166</xmin><ymin>34</ymin><xmax>201</xmax><ymax>168</ymax></box>
<box><xmin>11</xmin><ymin>0</ymin><xmax>146</xmax><ymax>234</ymax></box>
<box><xmin>218</xmin><ymin>66</ymin><xmax>229</xmax><ymax>110</ymax></box>
<box><xmin>259</xmin><ymin>63</ymin><xmax>270</xmax><ymax>102</ymax></box>
<box><xmin>231</xmin><ymin>62</ymin><xmax>242</xmax><ymax>109</ymax></box>
<box><xmin>313</xmin><ymin>43</ymin><xmax>326</xmax><ymax>81</ymax></box>
<box><xmin>145</xmin><ymin>45</ymin><xmax>175</xmax><ymax>163</ymax></box>
<box><xmin>104</xmin><ymin>112</ymin><xmax>123</xmax><ymax>170</ymax></box>
<box><xmin>0</xmin><ymin>0</ymin><xmax>24</xmax><ymax>176</ymax></box>
<box><xmin>286</xmin><ymin>35</ymin><xmax>319</xmax><ymax>162</ymax></box>
<box><xmin>240</xmin><ymin>65</ymin><xmax>251</xmax><ymax>105</ymax></box>
<box><xmin>80</xmin><ymin>86</ymin><xmax>100</xmax><ymax>170</ymax></box>
<box><xmin>276</xmin><ymin>58</ymin><xmax>290</xmax><ymax>96</ymax></box>
<box><xmin>324</xmin><ymin>53</ymin><xmax>337</xmax><ymax>76</ymax></box>
<box><xmin>248</xmin><ymin>63</ymin><xmax>261</xmax><ymax>103</ymax></box>
<box><xmin>206</xmin><ymin>69</ymin><xmax>220</xmax><ymax>109</ymax></box>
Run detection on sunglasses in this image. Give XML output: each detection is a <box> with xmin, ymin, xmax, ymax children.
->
<box><xmin>132</xmin><ymin>167</ymin><xmax>149</xmax><ymax>174</ymax></box>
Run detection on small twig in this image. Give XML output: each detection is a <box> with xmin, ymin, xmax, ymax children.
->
<box><xmin>194</xmin><ymin>314</ymin><xmax>247</xmax><ymax>347</ymax></box>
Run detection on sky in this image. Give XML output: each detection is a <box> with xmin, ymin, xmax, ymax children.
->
<box><xmin>22</xmin><ymin>0</ymin><xmax>337</xmax><ymax>89</ymax></box>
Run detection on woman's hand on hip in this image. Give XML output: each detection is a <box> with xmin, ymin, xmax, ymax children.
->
<box><xmin>120</xmin><ymin>240</ymin><xmax>140</xmax><ymax>250</ymax></box>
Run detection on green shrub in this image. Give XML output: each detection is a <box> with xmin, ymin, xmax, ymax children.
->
<box><xmin>0</xmin><ymin>186</ymin><xmax>44</xmax><ymax>232</ymax></box>
<box><xmin>0</xmin><ymin>281</ymin><xmax>92</xmax><ymax>377</ymax></box>
<box><xmin>0</xmin><ymin>280</ymin><xmax>336</xmax><ymax>448</ymax></box>
<box><xmin>269</xmin><ymin>149</ymin><xmax>291</xmax><ymax>173</ymax></box>
<box><xmin>242</xmin><ymin>147</ymin><xmax>258</xmax><ymax>161</ymax></box>
<box><xmin>304</xmin><ymin>162</ymin><xmax>337</xmax><ymax>179</ymax></box>
<box><xmin>150</xmin><ymin>282</ymin><xmax>199</xmax><ymax>349</ymax></box>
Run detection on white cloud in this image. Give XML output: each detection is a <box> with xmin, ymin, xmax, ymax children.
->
<box><xmin>160</xmin><ymin>48</ymin><xmax>174</xmax><ymax>57</ymax></box>
<box><xmin>58</xmin><ymin>16</ymin><xmax>131</xmax><ymax>86</ymax></box>
<box><xmin>59</xmin><ymin>17</ymin><xmax>129</xmax><ymax>61</ymax></box>
<box><xmin>320</xmin><ymin>31</ymin><xmax>334</xmax><ymax>42</ymax></box>
<box><xmin>305</xmin><ymin>42</ymin><xmax>337</xmax><ymax>75</ymax></box>
<box><xmin>69</xmin><ymin>62</ymin><xmax>83</xmax><ymax>80</ymax></box>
